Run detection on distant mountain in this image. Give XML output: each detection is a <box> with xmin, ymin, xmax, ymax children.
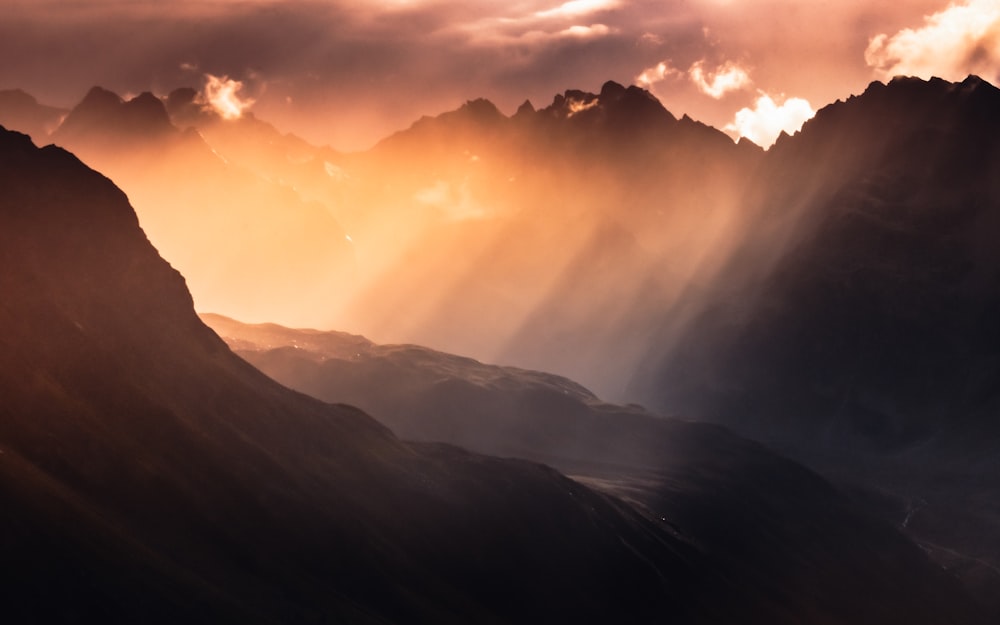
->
<box><xmin>202</xmin><ymin>312</ymin><xmax>992</xmax><ymax>623</ymax></box>
<box><xmin>333</xmin><ymin>81</ymin><xmax>762</xmax><ymax>395</ymax></box>
<box><xmin>54</xmin><ymin>86</ymin><xmax>176</xmax><ymax>145</ymax></box>
<box><xmin>0</xmin><ymin>82</ymin><xmax>759</xmax><ymax>396</ymax></box>
<box><xmin>0</xmin><ymin>88</ymin><xmax>67</xmax><ymax>143</ymax></box>
<box><xmin>44</xmin><ymin>86</ymin><xmax>355</xmax><ymax>328</ymax></box>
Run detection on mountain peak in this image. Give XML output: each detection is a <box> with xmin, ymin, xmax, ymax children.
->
<box><xmin>514</xmin><ymin>99</ymin><xmax>535</xmax><ymax>118</ymax></box>
<box><xmin>76</xmin><ymin>85</ymin><xmax>124</xmax><ymax>113</ymax></box>
<box><xmin>0</xmin><ymin>90</ymin><xmax>68</xmax><ymax>142</ymax></box>
<box><xmin>599</xmin><ymin>80</ymin><xmax>627</xmax><ymax>99</ymax></box>
<box><xmin>55</xmin><ymin>86</ymin><xmax>176</xmax><ymax>144</ymax></box>
<box><xmin>542</xmin><ymin>81</ymin><xmax>675</xmax><ymax>126</ymax></box>
<box><xmin>457</xmin><ymin>97</ymin><xmax>504</xmax><ymax>122</ymax></box>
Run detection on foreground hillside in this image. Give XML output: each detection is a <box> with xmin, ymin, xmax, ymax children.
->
<box><xmin>204</xmin><ymin>313</ymin><xmax>993</xmax><ymax>623</ymax></box>
<box><xmin>0</xmin><ymin>124</ymin><xmax>733</xmax><ymax>624</ymax></box>
<box><xmin>0</xmin><ymin>125</ymin><xmax>987</xmax><ymax>622</ymax></box>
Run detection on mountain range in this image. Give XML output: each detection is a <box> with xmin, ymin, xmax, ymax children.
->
<box><xmin>3</xmin><ymin>73</ymin><xmax>1000</xmax><ymax>620</ymax></box>
<box><xmin>0</xmin><ymin>118</ymin><xmax>990</xmax><ymax>621</ymax></box>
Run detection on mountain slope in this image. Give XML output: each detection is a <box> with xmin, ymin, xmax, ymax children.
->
<box><xmin>636</xmin><ymin>75</ymin><xmax>1000</xmax><ymax>449</ymax></box>
<box><xmin>203</xmin><ymin>313</ymin><xmax>991</xmax><ymax>624</ymax></box>
<box><xmin>628</xmin><ymin>75</ymin><xmax>1000</xmax><ymax>610</ymax></box>
<box><xmin>0</xmin><ymin>124</ymin><xmax>738</xmax><ymax>624</ymax></box>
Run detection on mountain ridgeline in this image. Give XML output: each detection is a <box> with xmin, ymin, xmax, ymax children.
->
<box><xmin>3</xmin><ymin>74</ymin><xmax>1000</xmax><ymax>619</ymax></box>
<box><xmin>0</xmin><ymin>124</ymin><xmax>742</xmax><ymax>623</ymax></box>
<box><xmin>633</xmin><ymin>74</ymin><xmax>1000</xmax><ymax>451</ymax></box>
<box><xmin>6</xmin><ymin>79</ymin><xmax>762</xmax><ymax>396</ymax></box>
<box><xmin>0</xmin><ymin>116</ymin><xmax>991</xmax><ymax>620</ymax></box>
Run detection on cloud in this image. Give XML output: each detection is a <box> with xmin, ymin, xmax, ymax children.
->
<box><xmin>202</xmin><ymin>74</ymin><xmax>255</xmax><ymax>120</ymax></box>
<box><xmin>567</xmin><ymin>95</ymin><xmax>600</xmax><ymax>116</ymax></box>
<box><xmin>535</xmin><ymin>0</ymin><xmax>620</xmax><ymax>20</ymax></box>
<box><xmin>636</xmin><ymin>60</ymin><xmax>682</xmax><ymax>88</ymax></box>
<box><xmin>560</xmin><ymin>23</ymin><xmax>612</xmax><ymax>38</ymax></box>
<box><xmin>636</xmin><ymin>58</ymin><xmax>752</xmax><ymax>98</ymax></box>
<box><xmin>0</xmin><ymin>0</ymin><xmax>960</xmax><ymax>151</ymax></box>
<box><xmin>725</xmin><ymin>93</ymin><xmax>815</xmax><ymax>149</ymax></box>
<box><xmin>688</xmin><ymin>60</ymin><xmax>752</xmax><ymax>98</ymax></box>
<box><xmin>865</xmin><ymin>0</ymin><xmax>1000</xmax><ymax>82</ymax></box>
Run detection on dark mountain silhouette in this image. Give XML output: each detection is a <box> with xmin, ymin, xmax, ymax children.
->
<box><xmin>0</xmin><ymin>123</ymin><xmax>989</xmax><ymax>623</ymax></box>
<box><xmin>5</xmin><ymin>75</ymin><xmax>1000</xmax><ymax>616</ymax></box>
<box><xmin>0</xmin><ymin>124</ymin><xmax>741</xmax><ymax>623</ymax></box>
<box><xmin>634</xmin><ymin>74</ymin><xmax>1000</xmax><ymax>450</ymax></box>
<box><xmin>53</xmin><ymin>86</ymin><xmax>176</xmax><ymax>145</ymax></box>
<box><xmin>630</xmin><ymin>75</ymin><xmax>1000</xmax><ymax>610</ymax></box>
<box><xmin>202</xmin><ymin>313</ymin><xmax>991</xmax><ymax>623</ymax></box>
<box><xmin>0</xmin><ymin>88</ymin><xmax>67</xmax><ymax>143</ymax></box>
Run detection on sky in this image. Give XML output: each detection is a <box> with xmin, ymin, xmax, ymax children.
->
<box><xmin>2</xmin><ymin>0</ymin><xmax>999</xmax><ymax>150</ymax></box>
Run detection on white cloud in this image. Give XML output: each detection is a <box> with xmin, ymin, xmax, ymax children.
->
<box><xmin>535</xmin><ymin>0</ymin><xmax>619</xmax><ymax>20</ymax></box>
<box><xmin>865</xmin><ymin>0</ymin><xmax>1000</xmax><ymax>82</ymax></box>
<box><xmin>636</xmin><ymin>60</ymin><xmax>682</xmax><ymax>88</ymax></box>
<box><xmin>567</xmin><ymin>96</ymin><xmax>600</xmax><ymax>116</ymax></box>
<box><xmin>635</xmin><ymin>58</ymin><xmax>752</xmax><ymax>97</ymax></box>
<box><xmin>201</xmin><ymin>74</ymin><xmax>255</xmax><ymax>120</ymax></box>
<box><xmin>560</xmin><ymin>23</ymin><xmax>612</xmax><ymax>38</ymax></box>
<box><xmin>688</xmin><ymin>60</ymin><xmax>752</xmax><ymax>98</ymax></box>
<box><xmin>725</xmin><ymin>93</ymin><xmax>815</xmax><ymax>149</ymax></box>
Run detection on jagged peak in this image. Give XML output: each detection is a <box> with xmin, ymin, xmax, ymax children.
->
<box><xmin>599</xmin><ymin>80</ymin><xmax>627</xmax><ymax>99</ymax></box>
<box><xmin>457</xmin><ymin>97</ymin><xmax>504</xmax><ymax>121</ymax></box>
<box><xmin>76</xmin><ymin>85</ymin><xmax>125</xmax><ymax>111</ymax></box>
<box><xmin>514</xmin><ymin>99</ymin><xmax>535</xmax><ymax>117</ymax></box>
<box><xmin>55</xmin><ymin>86</ymin><xmax>178</xmax><ymax>142</ymax></box>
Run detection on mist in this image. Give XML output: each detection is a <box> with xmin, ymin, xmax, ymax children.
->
<box><xmin>5</xmin><ymin>79</ymin><xmax>782</xmax><ymax>400</ymax></box>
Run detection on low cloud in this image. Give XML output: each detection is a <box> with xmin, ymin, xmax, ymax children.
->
<box><xmin>689</xmin><ymin>60</ymin><xmax>752</xmax><ymax>98</ymax></box>
<box><xmin>636</xmin><ymin>60</ymin><xmax>682</xmax><ymax>88</ymax></box>
<box><xmin>865</xmin><ymin>0</ymin><xmax>1000</xmax><ymax>82</ymax></box>
<box><xmin>202</xmin><ymin>74</ymin><xmax>255</xmax><ymax>120</ymax></box>
<box><xmin>636</xmin><ymin>58</ymin><xmax>752</xmax><ymax>98</ymax></box>
<box><xmin>535</xmin><ymin>0</ymin><xmax>620</xmax><ymax>20</ymax></box>
<box><xmin>725</xmin><ymin>93</ymin><xmax>814</xmax><ymax>149</ymax></box>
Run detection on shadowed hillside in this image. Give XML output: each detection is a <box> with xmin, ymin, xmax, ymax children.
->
<box><xmin>204</xmin><ymin>313</ymin><xmax>992</xmax><ymax>623</ymax></box>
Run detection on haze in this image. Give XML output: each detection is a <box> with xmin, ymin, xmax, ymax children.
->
<box><xmin>2</xmin><ymin>0</ymin><xmax>999</xmax><ymax>399</ymax></box>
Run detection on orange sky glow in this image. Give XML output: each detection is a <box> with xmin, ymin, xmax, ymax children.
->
<box><xmin>2</xmin><ymin>0</ymin><xmax>998</xmax><ymax>150</ymax></box>
<box><xmin>3</xmin><ymin>0</ymin><xmax>999</xmax><ymax>397</ymax></box>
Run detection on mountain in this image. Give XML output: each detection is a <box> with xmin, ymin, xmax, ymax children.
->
<box><xmin>1</xmin><ymin>123</ymin><xmax>990</xmax><ymax>622</ymax></box>
<box><xmin>330</xmin><ymin>81</ymin><xmax>762</xmax><ymax>396</ymax></box>
<box><xmin>0</xmin><ymin>88</ymin><xmax>67</xmax><ymax>143</ymax></box>
<box><xmin>201</xmin><ymin>313</ymin><xmax>993</xmax><ymax>623</ymax></box>
<box><xmin>0</xmin><ymin>82</ymin><xmax>759</xmax><ymax>397</ymax></box>
<box><xmin>44</xmin><ymin>87</ymin><xmax>355</xmax><ymax>328</ymax></box>
<box><xmin>628</xmin><ymin>75</ymin><xmax>1000</xmax><ymax>609</ymax></box>
<box><xmin>0</xmin><ymin>124</ymin><xmax>717</xmax><ymax>624</ymax></box>
<box><xmin>633</xmin><ymin>74</ymin><xmax>1000</xmax><ymax>450</ymax></box>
